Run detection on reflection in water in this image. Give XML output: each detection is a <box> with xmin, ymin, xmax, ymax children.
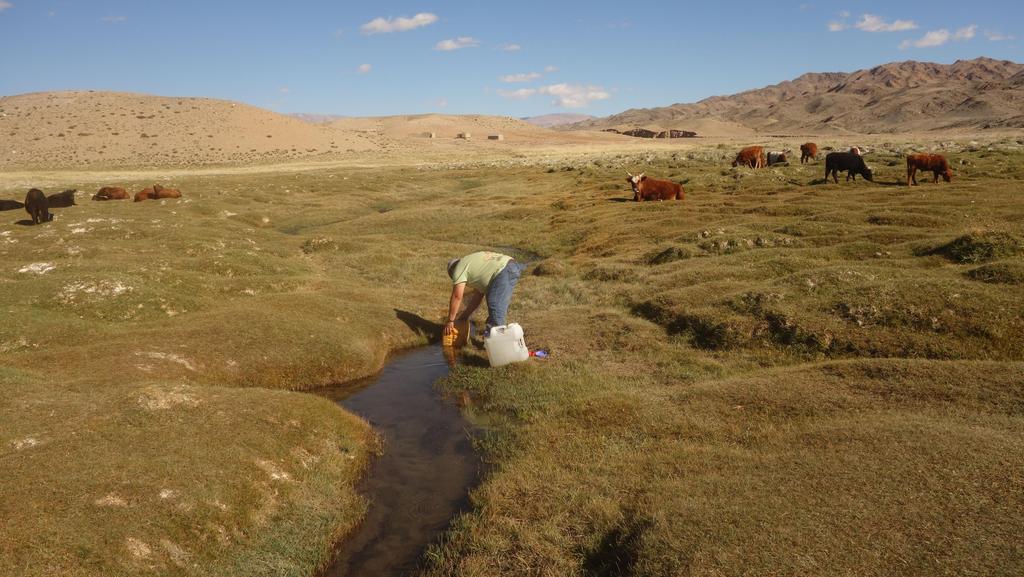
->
<box><xmin>315</xmin><ymin>346</ymin><xmax>479</xmax><ymax>577</ymax></box>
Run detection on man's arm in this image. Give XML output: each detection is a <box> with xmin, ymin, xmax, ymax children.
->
<box><xmin>444</xmin><ymin>283</ymin><xmax>466</xmax><ymax>335</ymax></box>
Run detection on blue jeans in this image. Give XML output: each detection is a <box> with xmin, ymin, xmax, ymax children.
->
<box><xmin>485</xmin><ymin>261</ymin><xmax>525</xmax><ymax>334</ymax></box>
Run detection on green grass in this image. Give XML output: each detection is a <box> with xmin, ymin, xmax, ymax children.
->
<box><xmin>2</xmin><ymin>141</ymin><xmax>1023</xmax><ymax>576</ymax></box>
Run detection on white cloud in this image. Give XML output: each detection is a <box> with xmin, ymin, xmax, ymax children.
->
<box><xmin>496</xmin><ymin>88</ymin><xmax>537</xmax><ymax>100</ymax></box>
<box><xmin>435</xmin><ymin>97</ymin><xmax>448</xmax><ymax>108</ymax></box>
<box><xmin>101</xmin><ymin>15</ymin><xmax>127</xmax><ymax>23</ymax></box>
<box><xmin>497</xmin><ymin>82</ymin><xmax>611</xmax><ymax>107</ymax></box>
<box><xmin>357</xmin><ymin>63</ymin><xmax>372</xmax><ymax>74</ymax></box>
<box><xmin>499</xmin><ymin>72</ymin><xmax>542</xmax><ymax>83</ymax></box>
<box><xmin>985</xmin><ymin>30</ymin><xmax>1014</xmax><ymax>41</ymax></box>
<box><xmin>544</xmin><ymin>65</ymin><xmax>559</xmax><ymax>73</ymax></box>
<box><xmin>539</xmin><ymin>83</ymin><xmax>611</xmax><ymax>108</ymax></box>
<box><xmin>360</xmin><ymin>13</ymin><xmax>438</xmax><ymax>35</ymax></box>
<box><xmin>0</xmin><ymin>1</ymin><xmax>12</xmax><ymax>12</ymax></box>
<box><xmin>954</xmin><ymin>24</ymin><xmax>977</xmax><ymax>40</ymax></box>
<box><xmin>500</xmin><ymin>43</ymin><xmax>521</xmax><ymax>52</ymax></box>
<box><xmin>839</xmin><ymin>10</ymin><xmax>850</xmax><ymax>18</ymax></box>
<box><xmin>279</xmin><ymin>87</ymin><xmax>290</xmax><ymax>94</ymax></box>
<box><xmin>435</xmin><ymin>36</ymin><xmax>480</xmax><ymax>51</ymax></box>
<box><xmin>899</xmin><ymin>24</ymin><xmax>976</xmax><ymax>49</ymax></box>
<box><xmin>854</xmin><ymin>14</ymin><xmax>917</xmax><ymax>32</ymax></box>
<box><xmin>828</xmin><ymin>21</ymin><xmax>846</xmax><ymax>32</ymax></box>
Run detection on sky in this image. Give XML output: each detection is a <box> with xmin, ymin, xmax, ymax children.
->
<box><xmin>1</xmin><ymin>1</ymin><xmax>1021</xmax><ymax>117</ymax></box>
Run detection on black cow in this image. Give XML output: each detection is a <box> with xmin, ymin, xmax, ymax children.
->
<box><xmin>46</xmin><ymin>189</ymin><xmax>77</xmax><ymax>208</ymax></box>
<box><xmin>25</xmin><ymin>189</ymin><xmax>53</xmax><ymax>224</ymax></box>
<box><xmin>824</xmin><ymin>152</ymin><xmax>873</xmax><ymax>183</ymax></box>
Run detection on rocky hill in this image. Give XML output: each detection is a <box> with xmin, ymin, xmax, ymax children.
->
<box><xmin>568</xmin><ymin>57</ymin><xmax>1024</xmax><ymax>135</ymax></box>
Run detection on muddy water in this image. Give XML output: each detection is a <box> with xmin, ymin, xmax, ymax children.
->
<box><xmin>315</xmin><ymin>345</ymin><xmax>478</xmax><ymax>577</ymax></box>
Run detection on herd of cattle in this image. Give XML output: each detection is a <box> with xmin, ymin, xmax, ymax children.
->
<box><xmin>1</xmin><ymin>185</ymin><xmax>183</xmax><ymax>224</ymax></box>
<box><xmin>630</xmin><ymin>143</ymin><xmax>955</xmax><ymax>201</ymax></box>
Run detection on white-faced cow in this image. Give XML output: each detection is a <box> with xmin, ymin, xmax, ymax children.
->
<box><xmin>626</xmin><ymin>172</ymin><xmax>685</xmax><ymax>201</ymax></box>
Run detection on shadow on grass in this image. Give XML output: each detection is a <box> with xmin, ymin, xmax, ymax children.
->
<box><xmin>13</xmin><ymin>219</ymin><xmax>37</xmax><ymax>226</ymax></box>
<box><xmin>606</xmin><ymin>197</ymin><xmax>633</xmax><ymax>203</ymax></box>
<box><xmin>395</xmin><ymin>308</ymin><xmax>441</xmax><ymax>343</ymax></box>
<box><xmin>582</xmin><ymin>514</ymin><xmax>653</xmax><ymax>577</ymax></box>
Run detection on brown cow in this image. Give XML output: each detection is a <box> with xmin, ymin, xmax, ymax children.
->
<box><xmin>800</xmin><ymin>142</ymin><xmax>818</xmax><ymax>164</ymax></box>
<box><xmin>25</xmin><ymin>188</ymin><xmax>52</xmax><ymax>224</ymax></box>
<box><xmin>907</xmin><ymin>153</ymin><xmax>952</xmax><ymax>186</ymax></box>
<box><xmin>152</xmin><ymin>184</ymin><xmax>182</xmax><ymax>199</ymax></box>
<box><xmin>134</xmin><ymin>187</ymin><xmax>155</xmax><ymax>202</ymax></box>
<box><xmin>93</xmin><ymin>186</ymin><xmax>130</xmax><ymax>201</ymax></box>
<box><xmin>46</xmin><ymin>189</ymin><xmax>77</xmax><ymax>208</ymax></box>
<box><xmin>732</xmin><ymin>146</ymin><xmax>765</xmax><ymax>168</ymax></box>
<box><xmin>627</xmin><ymin>172</ymin><xmax>684</xmax><ymax>201</ymax></box>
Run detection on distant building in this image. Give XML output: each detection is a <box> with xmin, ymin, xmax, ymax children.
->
<box><xmin>423</xmin><ymin>132</ymin><xmax>436</xmax><ymax>138</ymax></box>
<box><xmin>456</xmin><ymin>132</ymin><xmax>471</xmax><ymax>139</ymax></box>
<box><xmin>487</xmin><ymin>134</ymin><xmax>504</xmax><ymax>141</ymax></box>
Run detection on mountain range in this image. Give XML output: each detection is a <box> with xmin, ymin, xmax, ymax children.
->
<box><xmin>568</xmin><ymin>57</ymin><xmax>1024</xmax><ymax>135</ymax></box>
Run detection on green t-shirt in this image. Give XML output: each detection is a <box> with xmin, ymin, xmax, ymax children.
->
<box><xmin>450</xmin><ymin>251</ymin><xmax>512</xmax><ymax>292</ymax></box>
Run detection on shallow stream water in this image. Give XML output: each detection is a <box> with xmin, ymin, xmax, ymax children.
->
<box><xmin>314</xmin><ymin>345</ymin><xmax>478</xmax><ymax>577</ymax></box>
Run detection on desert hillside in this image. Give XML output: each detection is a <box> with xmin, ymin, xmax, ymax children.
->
<box><xmin>522</xmin><ymin>113</ymin><xmax>595</xmax><ymax>128</ymax></box>
<box><xmin>569</xmin><ymin>57</ymin><xmax>1024</xmax><ymax>135</ymax></box>
<box><xmin>0</xmin><ymin>91</ymin><xmax>376</xmax><ymax>170</ymax></box>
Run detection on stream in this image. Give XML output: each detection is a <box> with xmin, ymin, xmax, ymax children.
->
<box><xmin>314</xmin><ymin>345</ymin><xmax>479</xmax><ymax>577</ymax></box>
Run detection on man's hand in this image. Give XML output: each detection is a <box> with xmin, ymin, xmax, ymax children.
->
<box><xmin>443</xmin><ymin>321</ymin><xmax>456</xmax><ymax>336</ymax></box>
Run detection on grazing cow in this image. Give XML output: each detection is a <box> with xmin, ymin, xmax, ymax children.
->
<box><xmin>627</xmin><ymin>172</ymin><xmax>684</xmax><ymax>201</ymax></box>
<box><xmin>46</xmin><ymin>189</ymin><xmax>77</xmax><ymax>208</ymax></box>
<box><xmin>152</xmin><ymin>184</ymin><xmax>182</xmax><ymax>199</ymax></box>
<box><xmin>766</xmin><ymin>151</ymin><xmax>789</xmax><ymax>166</ymax></box>
<box><xmin>25</xmin><ymin>188</ymin><xmax>52</xmax><ymax>224</ymax></box>
<box><xmin>0</xmin><ymin>199</ymin><xmax>25</xmax><ymax>211</ymax></box>
<box><xmin>906</xmin><ymin>153</ymin><xmax>952</xmax><ymax>186</ymax></box>
<box><xmin>824</xmin><ymin>152</ymin><xmax>873</xmax><ymax>183</ymax></box>
<box><xmin>93</xmin><ymin>186</ymin><xmax>130</xmax><ymax>201</ymax></box>
<box><xmin>134</xmin><ymin>187</ymin><xmax>155</xmax><ymax>202</ymax></box>
<box><xmin>800</xmin><ymin>142</ymin><xmax>818</xmax><ymax>164</ymax></box>
<box><xmin>732</xmin><ymin>146</ymin><xmax>766</xmax><ymax>169</ymax></box>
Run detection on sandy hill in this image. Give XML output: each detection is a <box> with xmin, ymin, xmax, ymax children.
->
<box><xmin>569</xmin><ymin>57</ymin><xmax>1024</xmax><ymax>135</ymax></box>
<box><xmin>329</xmin><ymin>113</ymin><xmax>557</xmax><ymax>140</ymax></box>
<box><xmin>0</xmin><ymin>91</ymin><xmax>376</xmax><ymax>169</ymax></box>
<box><xmin>522</xmin><ymin>113</ymin><xmax>595</xmax><ymax>128</ymax></box>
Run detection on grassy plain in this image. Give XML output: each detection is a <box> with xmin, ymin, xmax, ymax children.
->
<box><xmin>1</xmin><ymin>138</ymin><xmax>1022</xmax><ymax>576</ymax></box>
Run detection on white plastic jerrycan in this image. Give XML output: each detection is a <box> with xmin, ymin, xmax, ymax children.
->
<box><xmin>484</xmin><ymin>323</ymin><xmax>530</xmax><ymax>367</ymax></box>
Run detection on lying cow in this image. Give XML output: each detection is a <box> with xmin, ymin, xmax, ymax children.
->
<box><xmin>824</xmin><ymin>152</ymin><xmax>873</xmax><ymax>183</ymax></box>
<box><xmin>46</xmin><ymin>189</ymin><xmax>77</xmax><ymax>208</ymax></box>
<box><xmin>627</xmin><ymin>172</ymin><xmax>684</xmax><ymax>201</ymax></box>
<box><xmin>134</xmin><ymin>187</ymin><xmax>155</xmax><ymax>202</ymax></box>
<box><xmin>800</xmin><ymin>142</ymin><xmax>818</xmax><ymax>164</ymax></box>
<box><xmin>93</xmin><ymin>186</ymin><xmax>131</xmax><ymax>201</ymax></box>
<box><xmin>766</xmin><ymin>151</ymin><xmax>789</xmax><ymax>166</ymax></box>
<box><xmin>25</xmin><ymin>188</ymin><xmax>52</xmax><ymax>224</ymax></box>
<box><xmin>732</xmin><ymin>146</ymin><xmax>765</xmax><ymax>169</ymax></box>
<box><xmin>0</xmin><ymin>199</ymin><xmax>25</xmax><ymax>211</ymax></box>
<box><xmin>906</xmin><ymin>153</ymin><xmax>952</xmax><ymax>186</ymax></box>
<box><xmin>152</xmin><ymin>184</ymin><xmax>182</xmax><ymax>199</ymax></box>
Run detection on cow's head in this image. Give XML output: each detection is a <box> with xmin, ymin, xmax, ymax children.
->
<box><xmin>863</xmin><ymin>165</ymin><xmax>874</xmax><ymax>182</ymax></box>
<box><xmin>626</xmin><ymin>172</ymin><xmax>646</xmax><ymax>199</ymax></box>
<box><xmin>942</xmin><ymin>169</ymin><xmax>952</xmax><ymax>182</ymax></box>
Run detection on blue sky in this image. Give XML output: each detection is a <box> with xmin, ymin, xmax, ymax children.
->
<box><xmin>1</xmin><ymin>1</ymin><xmax>1020</xmax><ymax>117</ymax></box>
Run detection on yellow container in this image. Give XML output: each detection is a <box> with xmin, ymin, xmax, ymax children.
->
<box><xmin>442</xmin><ymin>320</ymin><xmax>470</xmax><ymax>348</ymax></box>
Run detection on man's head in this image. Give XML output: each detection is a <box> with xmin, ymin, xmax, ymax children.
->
<box><xmin>447</xmin><ymin>258</ymin><xmax>460</xmax><ymax>280</ymax></box>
